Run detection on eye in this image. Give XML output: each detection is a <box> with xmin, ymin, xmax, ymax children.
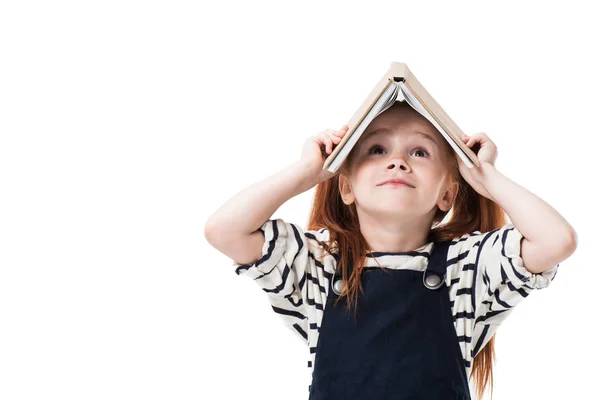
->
<box><xmin>412</xmin><ymin>147</ymin><xmax>430</xmax><ymax>158</ymax></box>
<box><xmin>367</xmin><ymin>144</ymin><xmax>430</xmax><ymax>158</ymax></box>
<box><xmin>368</xmin><ymin>145</ymin><xmax>385</xmax><ymax>155</ymax></box>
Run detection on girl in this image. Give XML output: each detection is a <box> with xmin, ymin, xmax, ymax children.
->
<box><xmin>204</xmin><ymin>101</ymin><xmax>576</xmax><ymax>399</ymax></box>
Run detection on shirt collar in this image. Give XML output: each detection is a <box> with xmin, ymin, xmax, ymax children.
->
<box><xmin>363</xmin><ymin>241</ymin><xmax>435</xmax><ymax>270</ymax></box>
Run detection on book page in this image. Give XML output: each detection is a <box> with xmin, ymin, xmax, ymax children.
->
<box><xmin>399</xmin><ymin>83</ymin><xmax>474</xmax><ymax>168</ymax></box>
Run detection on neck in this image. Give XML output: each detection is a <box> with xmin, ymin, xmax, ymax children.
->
<box><xmin>357</xmin><ymin>212</ymin><xmax>434</xmax><ymax>253</ymax></box>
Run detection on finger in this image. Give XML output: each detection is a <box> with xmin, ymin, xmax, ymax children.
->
<box><xmin>323</xmin><ymin>125</ymin><xmax>347</xmax><ymax>137</ymax></box>
<box><xmin>313</xmin><ymin>135</ymin><xmax>325</xmax><ymax>151</ymax></box>
<box><xmin>319</xmin><ymin>133</ymin><xmax>332</xmax><ymax>153</ymax></box>
<box><xmin>464</xmin><ymin>135</ymin><xmax>480</xmax><ymax>147</ymax></box>
<box><xmin>333</xmin><ymin>125</ymin><xmax>349</xmax><ymax>137</ymax></box>
<box><xmin>327</xmin><ymin>131</ymin><xmax>342</xmax><ymax>143</ymax></box>
<box><xmin>326</xmin><ymin>130</ymin><xmax>338</xmax><ymax>140</ymax></box>
<box><xmin>316</xmin><ymin>133</ymin><xmax>328</xmax><ymax>152</ymax></box>
<box><xmin>467</xmin><ymin>132</ymin><xmax>488</xmax><ymax>142</ymax></box>
<box><xmin>467</xmin><ymin>133</ymin><xmax>496</xmax><ymax>150</ymax></box>
<box><xmin>320</xmin><ymin>130</ymin><xmax>343</xmax><ymax>153</ymax></box>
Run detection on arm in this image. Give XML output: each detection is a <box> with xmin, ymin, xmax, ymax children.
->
<box><xmin>479</xmin><ymin>162</ymin><xmax>577</xmax><ymax>274</ymax></box>
<box><xmin>204</xmin><ymin>160</ymin><xmax>318</xmax><ymax>265</ymax></box>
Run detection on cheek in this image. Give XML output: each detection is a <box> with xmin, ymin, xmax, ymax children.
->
<box><xmin>351</xmin><ymin>168</ymin><xmax>372</xmax><ymax>189</ymax></box>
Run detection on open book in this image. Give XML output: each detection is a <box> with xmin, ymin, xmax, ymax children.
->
<box><xmin>323</xmin><ymin>62</ymin><xmax>480</xmax><ymax>173</ymax></box>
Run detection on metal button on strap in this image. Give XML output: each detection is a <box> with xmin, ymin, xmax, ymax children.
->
<box><xmin>332</xmin><ymin>277</ymin><xmax>344</xmax><ymax>295</ymax></box>
<box><xmin>423</xmin><ymin>271</ymin><xmax>443</xmax><ymax>290</ymax></box>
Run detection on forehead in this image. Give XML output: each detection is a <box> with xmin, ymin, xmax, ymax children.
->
<box><xmin>363</xmin><ymin>126</ymin><xmax>436</xmax><ymax>140</ymax></box>
<box><xmin>359</xmin><ymin>122</ymin><xmax>441</xmax><ymax>147</ymax></box>
<box><xmin>362</xmin><ymin>109</ymin><xmax>439</xmax><ymax>139</ymax></box>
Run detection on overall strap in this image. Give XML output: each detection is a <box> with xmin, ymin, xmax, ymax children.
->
<box><xmin>423</xmin><ymin>240</ymin><xmax>452</xmax><ymax>290</ymax></box>
<box><xmin>331</xmin><ymin>252</ymin><xmax>355</xmax><ymax>296</ymax></box>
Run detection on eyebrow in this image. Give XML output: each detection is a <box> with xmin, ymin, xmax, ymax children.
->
<box><xmin>363</xmin><ymin>127</ymin><xmax>439</xmax><ymax>149</ymax></box>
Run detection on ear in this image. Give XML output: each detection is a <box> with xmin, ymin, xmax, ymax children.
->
<box><xmin>438</xmin><ymin>180</ymin><xmax>458</xmax><ymax>212</ymax></box>
<box><xmin>338</xmin><ymin>174</ymin><xmax>356</xmax><ymax>205</ymax></box>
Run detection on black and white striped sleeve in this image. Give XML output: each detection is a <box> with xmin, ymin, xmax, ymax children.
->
<box><xmin>231</xmin><ymin>218</ymin><xmax>312</xmax><ymax>342</ymax></box>
<box><xmin>467</xmin><ymin>224</ymin><xmax>560</xmax><ymax>356</ymax></box>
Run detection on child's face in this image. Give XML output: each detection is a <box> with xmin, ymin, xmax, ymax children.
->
<box><xmin>339</xmin><ymin>107</ymin><xmax>457</xmax><ymax>221</ymax></box>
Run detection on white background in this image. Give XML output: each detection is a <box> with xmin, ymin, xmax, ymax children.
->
<box><xmin>0</xmin><ymin>1</ymin><xmax>596</xmax><ymax>399</ymax></box>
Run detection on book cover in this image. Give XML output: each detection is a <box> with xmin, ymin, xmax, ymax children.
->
<box><xmin>323</xmin><ymin>62</ymin><xmax>480</xmax><ymax>173</ymax></box>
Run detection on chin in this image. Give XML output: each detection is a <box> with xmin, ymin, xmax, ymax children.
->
<box><xmin>370</xmin><ymin>206</ymin><xmax>413</xmax><ymax>218</ymax></box>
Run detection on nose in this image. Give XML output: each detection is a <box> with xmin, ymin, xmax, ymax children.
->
<box><xmin>386</xmin><ymin>156</ymin><xmax>410</xmax><ymax>171</ymax></box>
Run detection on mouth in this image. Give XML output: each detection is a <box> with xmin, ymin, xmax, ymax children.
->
<box><xmin>381</xmin><ymin>182</ymin><xmax>411</xmax><ymax>188</ymax></box>
<box><xmin>377</xmin><ymin>180</ymin><xmax>414</xmax><ymax>188</ymax></box>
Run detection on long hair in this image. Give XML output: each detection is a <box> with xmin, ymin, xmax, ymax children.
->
<box><xmin>306</xmin><ymin>102</ymin><xmax>506</xmax><ymax>400</ymax></box>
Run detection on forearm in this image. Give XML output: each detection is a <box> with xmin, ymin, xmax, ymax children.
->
<box><xmin>205</xmin><ymin>160</ymin><xmax>317</xmax><ymax>237</ymax></box>
<box><xmin>480</xmin><ymin>162</ymin><xmax>577</xmax><ymax>249</ymax></box>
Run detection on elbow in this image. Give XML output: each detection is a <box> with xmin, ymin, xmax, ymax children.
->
<box><xmin>204</xmin><ymin>218</ymin><xmax>220</xmax><ymax>246</ymax></box>
<box><xmin>205</xmin><ymin>218</ymin><xmax>235</xmax><ymax>252</ymax></box>
<box><xmin>564</xmin><ymin>228</ymin><xmax>578</xmax><ymax>256</ymax></box>
<box><xmin>554</xmin><ymin>228</ymin><xmax>578</xmax><ymax>264</ymax></box>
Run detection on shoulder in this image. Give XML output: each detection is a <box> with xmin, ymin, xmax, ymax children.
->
<box><xmin>259</xmin><ymin>218</ymin><xmax>334</xmax><ymax>258</ymax></box>
<box><xmin>303</xmin><ymin>224</ymin><xmax>332</xmax><ymax>246</ymax></box>
<box><xmin>446</xmin><ymin>225</ymin><xmax>509</xmax><ymax>258</ymax></box>
<box><xmin>443</xmin><ymin>227</ymin><xmax>502</xmax><ymax>284</ymax></box>
<box><xmin>445</xmin><ymin>224</ymin><xmax>559</xmax><ymax>290</ymax></box>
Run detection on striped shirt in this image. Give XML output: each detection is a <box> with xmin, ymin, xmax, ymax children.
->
<box><xmin>232</xmin><ymin>218</ymin><xmax>560</xmax><ymax>392</ymax></box>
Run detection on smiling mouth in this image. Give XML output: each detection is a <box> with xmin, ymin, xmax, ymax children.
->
<box><xmin>378</xmin><ymin>181</ymin><xmax>414</xmax><ymax>188</ymax></box>
<box><xmin>381</xmin><ymin>182</ymin><xmax>410</xmax><ymax>188</ymax></box>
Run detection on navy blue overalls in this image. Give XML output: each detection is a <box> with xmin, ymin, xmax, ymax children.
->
<box><xmin>308</xmin><ymin>240</ymin><xmax>471</xmax><ymax>400</ymax></box>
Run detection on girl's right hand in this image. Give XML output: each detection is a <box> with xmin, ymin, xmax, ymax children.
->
<box><xmin>301</xmin><ymin>124</ymin><xmax>350</xmax><ymax>184</ymax></box>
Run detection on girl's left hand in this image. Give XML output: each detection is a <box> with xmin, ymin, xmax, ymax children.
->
<box><xmin>455</xmin><ymin>132</ymin><xmax>498</xmax><ymax>200</ymax></box>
